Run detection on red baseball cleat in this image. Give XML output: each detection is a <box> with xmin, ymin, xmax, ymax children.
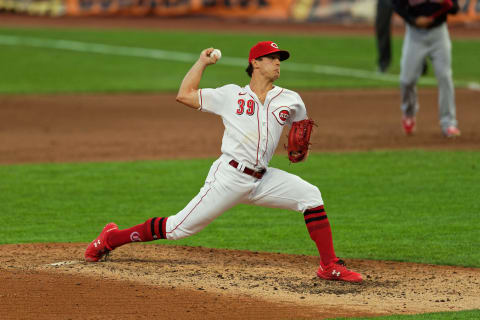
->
<box><xmin>317</xmin><ymin>259</ymin><xmax>363</xmax><ymax>283</ymax></box>
<box><xmin>443</xmin><ymin>126</ymin><xmax>461</xmax><ymax>138</ymax></box>
<box><xmin>402</xmin><ymin>116</ymin><xmax>416</xmax><ymax>135</ymax></box>
<box><xmin>85</xmin><ymin>223</ymin><xmax>118</xmax><ymax>262</ymax></box>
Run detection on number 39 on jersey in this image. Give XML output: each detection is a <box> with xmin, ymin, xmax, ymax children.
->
<box><xmin>237</xmin><ymin>99</ymin><xmax>256</xmax><ymax>116</ymax></box>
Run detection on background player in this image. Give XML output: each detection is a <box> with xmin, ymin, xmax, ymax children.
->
<box><xmin>393</xmin><ymin>0</ymin><xmax>460</xmax><ymax>137</ymax></box>
<box><xmin>85</xmin><ymin>41</ymin><xmax>363</xmax><ymax>283</ymax></box>
<box><xmin>375</xmin><ymin>0</ymin><xmax>428</xmax><ymax>75</ymax></box>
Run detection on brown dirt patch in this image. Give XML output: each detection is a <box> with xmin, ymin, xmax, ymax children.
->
<box><xmin>1</xmin><ymin>243</ymin><xmax>479</xmax><ymax>320</ymax></box>
<box><xmin>1</xmin><ymin>89</ymin><xmax>479</xmax><ymax>164</ymax></box>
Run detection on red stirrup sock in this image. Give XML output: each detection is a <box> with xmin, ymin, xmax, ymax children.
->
<box><xmin>304</xmin><ymin>205</ymin><xmax>337</xmax><ymax>266</ymax></box>
<box><xmin>107</xmin><ymin>217</ymin><xmax>168</xmax><ymax>249</ymax></box>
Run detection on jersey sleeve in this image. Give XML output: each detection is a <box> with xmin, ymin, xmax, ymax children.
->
<box><xmin>198</xmin><ymin>85</ymin><xmax>231</xmax><ymax>116</ymax></box>
<box><xmin>287</xmin><ymin>93</ymin><xmax>308</xmax><ymax>126</ymax></box>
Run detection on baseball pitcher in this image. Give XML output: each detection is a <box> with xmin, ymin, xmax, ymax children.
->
<box><xmin>393</xmin><ymin>0</ymin><xmax>461</xmax><ymax>137</ymax></box>
<box><xmin>85</xmin><ymin>41</ymin><xmax>363</xmax><ymax>283</ymax></box>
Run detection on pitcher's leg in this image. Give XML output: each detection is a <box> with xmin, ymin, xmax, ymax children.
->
<box><xmin>107</xmin><ymin>175</ymin><xmax>241</xmax><ymax>250</ymax></box>
<box><xmin>248</xmin><ymin>168</ymin><xmax>362</xmax><ymax>282</ymax></box>
<box><xmin>165</xmin><ymin>178</ymin><xmax>243</xmax><ymax>240</ymax></box>
<box><xmin>303</xmin><ymin>205</ymin><xmax>336</xmax><ymax>265</ymax></box>
<box><xmin>86</xmin><ymin>161</ymin><xmax>247</xmax><ymax>261</ymax></box>
<box><xmin>85</xmin><ymin>217</ymin><xmax>172</xmax><ymax>262</ymax></box>
<box><xmin>430</xmin><ymin>25</ymin><xmax>458</xmax><ymax>132</ymax></box>
<box><xmin>248</xmin><ymin>167</ymin><xmax>322</xmax><ymax>212</ymax></box>
<box><xmin>248</xmin><ymin>168</ymin><xmax>333</xmax><ymax>264</ymax></box>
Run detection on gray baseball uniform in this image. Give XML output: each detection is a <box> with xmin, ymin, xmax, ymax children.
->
<box><xmin>393</xmin><ymin>0</ymin><xmax>459</xmax><ymax>132</ymax></box>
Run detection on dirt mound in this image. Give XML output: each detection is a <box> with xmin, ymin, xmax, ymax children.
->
<box><xmin>1</xmin><ymin>243</ymin><xmax>479</xmax><ymax>319</ymax></box>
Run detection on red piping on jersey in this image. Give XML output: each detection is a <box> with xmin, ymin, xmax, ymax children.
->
<box><xmin>199</xmin><ymin>89</ymin><xmax>203</xmax><ymax>110</ymax></box>
<box><xmin>256</xmin><ymin>100</ymin><xmax>260</xmax><ymax>166</ymax></box>
<box><xmin>263</xmin><ymin>89</ymin><xmax>283</xmax><ymax>159</ymax></box>
<box><xmin>249</xmin><ymin>93</ymin><xmax>261</xmax><ymax>167</ymax></box>
<box><xmin>167</xmin><ymin>161</ymin><xmax>222</xmax><ymax>235</ymax></box>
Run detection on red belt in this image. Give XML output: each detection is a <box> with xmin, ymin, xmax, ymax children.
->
<box><xmin>229</xmin><ymin>160</ymin><xmax>266</xmax><ymax>179</ymax></box>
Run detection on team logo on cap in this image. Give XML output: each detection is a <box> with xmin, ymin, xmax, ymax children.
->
<box><xmin>272</xmin><ymin>106</ymin><xmax>290</xmax><ymax>125</ymax></box>
<box><xmin>271</xmin><ymin>43</ymin><xmax>279</xmax><ymax>49</ymax></box>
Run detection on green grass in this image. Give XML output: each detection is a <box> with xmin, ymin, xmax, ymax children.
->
<box><xmin>1</xmin><ymin>151</ymin><xmax>479</xmax><ymax>268</ymax></box>
<box><xmin>331</xmin><ymin>309</ymin><xmax>480</xmax><ymax>319</ymax></box>
<box><xmin>0</xmin><ymin>27</ymin><xmax>479</xmax><ymax>93</ymax></box>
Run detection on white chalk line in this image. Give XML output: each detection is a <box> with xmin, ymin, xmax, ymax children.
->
<box><xmin>48</xmin><ymin>260</ymin><xmax>81</xmax><ymax>266</ymax></box>
<box><xmin>0</xmin><ymin>35</ymin><xmax>478</xmax><ymax>90</ymax></box>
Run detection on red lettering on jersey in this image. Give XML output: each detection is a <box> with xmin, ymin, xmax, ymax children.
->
<box><xmin>237</xmin><ymin>99</ymin><xmax>255</xmax><ymax>116</ymax></box>
<box><xmin>246</xmin><ymin>99</ymin><xmax>255</xmax><ymax>116</ymax></box>
<box><xmin>236</xmin><ymin>99</ymin><xmax>245</xmax><ymax>115</ymax></box>
<box><xmin>272</xmin><ymin>106</ymin><xmax>291</xmax><ymax>125</ymax></box>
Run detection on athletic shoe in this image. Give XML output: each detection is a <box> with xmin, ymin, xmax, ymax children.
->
<box><xmin>84</xmin><ymin>223</ymin><xmax>118</xmax><ymax>262</ymax></box>
<box><xmin>317</xmin><ymin>259</ymin><xmax>363</xmax><ymax>283</ymax></box>
<box><xmin>443</xmin><ymin>126</ymin><xmax>461</xmax><ymax>138</ymax></box>
<box><xmin>402</xmin><ymin>116</ymin><xmax>416</xmax><ymax>135</ymax></box>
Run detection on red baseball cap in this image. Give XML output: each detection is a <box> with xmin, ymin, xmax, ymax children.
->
<box><xmin>248</xmin><ymin>41</ymin><xmax>290</xmax><ymax>63</ymax></box>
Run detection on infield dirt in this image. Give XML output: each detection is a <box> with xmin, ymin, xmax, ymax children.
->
<box><xmin>1</xmin><ymin>14</ymin><xmax>479</xmax><ymax>319</ymax></box>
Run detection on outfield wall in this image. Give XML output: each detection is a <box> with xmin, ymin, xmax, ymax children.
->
<box><xmin>1</xmin><ymin>0</ymin><xmax>479</xmax><ymax>25</ymax></box>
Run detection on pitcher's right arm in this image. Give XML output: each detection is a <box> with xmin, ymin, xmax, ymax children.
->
<box><xmin>176</xmin><ymin>48</ymin><xmax>219</xmax><ymax>110</ymax></box>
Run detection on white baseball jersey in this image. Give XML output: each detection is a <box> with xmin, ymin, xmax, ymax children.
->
<box><xmin>165</xmin><ymin>84</ymin><xmax>322</xmax><ymax>240</ymax></box>
<box><xmin>199</xmin><ymin>84</ymin><xmax>307</xmax><ymax>170</ymax></box>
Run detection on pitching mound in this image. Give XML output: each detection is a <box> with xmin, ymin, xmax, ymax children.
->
<box><xmin>1</xmin><ymin>243</ymin><xmax>479</xmax><ymax>319</ymax></box>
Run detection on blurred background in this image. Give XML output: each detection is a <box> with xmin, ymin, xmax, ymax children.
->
<box><xmin>0</xmin><ymin>0</ymin><xmax>478</xmax><ymax>26</ymax></box>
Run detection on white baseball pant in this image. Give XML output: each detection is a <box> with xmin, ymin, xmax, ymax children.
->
<box><xmin>165</xmin><ymin>155</ymin><xmax>323</xmax><ymax>240</ymax></box>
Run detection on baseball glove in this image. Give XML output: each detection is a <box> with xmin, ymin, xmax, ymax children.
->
<box><xmin>286</xmin><ymin>119</ymin><xmax>315</xmax><ymax>163</ymax></box>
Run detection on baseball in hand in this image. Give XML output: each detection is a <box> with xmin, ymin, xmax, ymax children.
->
<box><xmin>211</xmin><ymin>49</ymin><xmax>222</xmax><ymax>60</ymax></box>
